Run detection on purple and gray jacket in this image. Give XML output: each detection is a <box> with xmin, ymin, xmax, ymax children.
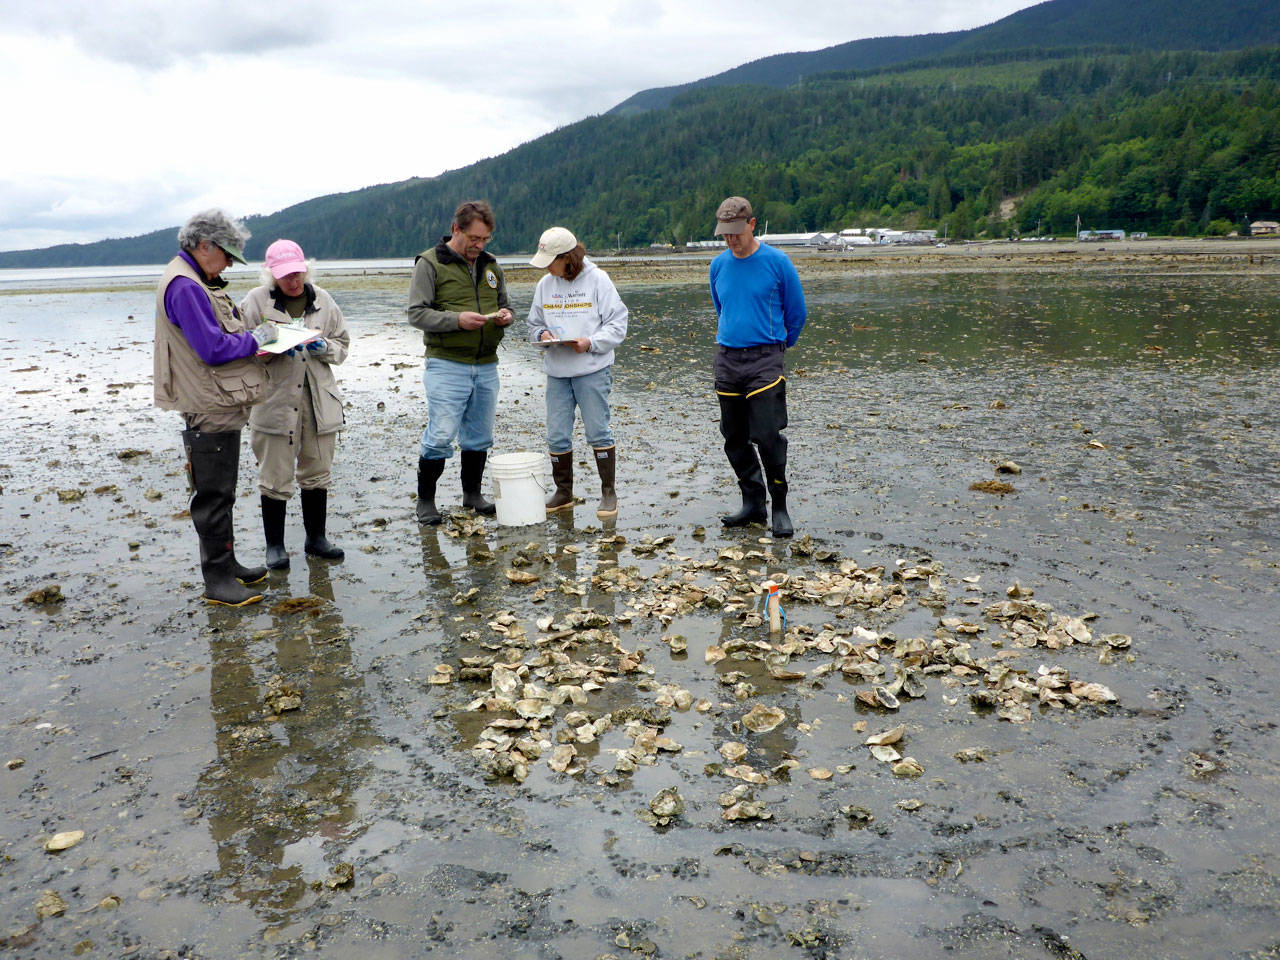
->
<box><xmin>163</xmin><ymin>250</ymin><xmax>258</xmax><ymax>364</ymax></box>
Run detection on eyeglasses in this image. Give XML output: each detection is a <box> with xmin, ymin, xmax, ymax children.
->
<box><xmin>463</xmin><ymin>231</ymin><xmax>492</xmax><ymax>244</ymax></box>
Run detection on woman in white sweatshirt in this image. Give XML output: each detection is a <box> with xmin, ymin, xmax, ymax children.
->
<box><xmin>526</xmin><ymin>227</ymin><xmax>629</xmax><ymax>517</ymax></box>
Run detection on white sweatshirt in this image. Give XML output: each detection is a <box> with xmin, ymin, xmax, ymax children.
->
<box><xmin>526</xmin><ymin>259</ymin><xmax>628</xmax><ymax>379</ymax></box>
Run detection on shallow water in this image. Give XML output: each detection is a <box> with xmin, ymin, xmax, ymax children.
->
<box><xmin>1</xmin><ymin>264</ymin><xmax>1278</xmax><ymax>959</ymax></box>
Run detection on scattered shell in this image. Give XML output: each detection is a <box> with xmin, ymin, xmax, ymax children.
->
<box><xmin>723</xmin><ymin>764</ymin><xmax>768</xmax><ymax>785</ymax></box>
<box><xmin>639</xmin><ymin>787</ymin><xmax>685</xmax><ymax>826</ymax></box>
<box><xmin>896</xmin><ymin>798</ymin><xmax>923</xmax><ymax>811</ymax></box>
<box><xmin>35</xmin><ymin>889</ymin><xmax>67</xmax><ymax>919</ymax></box>
<box><xmin>840</xmin><ymin>805</ymin><xmax>874</xmax><ymax>825</ymax></box>
<box><xmin>1069</xmin><ymin>681</ymin><xmax>1117</xmax><ymax>702</ymax></box>
<box><xmin>548</xmin><ymin>744</ymin><xmax>577</xmax><ymax>773</ymax></box>
<box><xmin>43</xmin><ymin>830</ymin><xmax>84</xmax><ymax>853</ymax></box>
<box><xmin>869</xmin><ymin>745</ymin><xmax>902</xmax><ymax>763</ymax></box>
<box><xmin>807</xmin><ymin>767</ymin><xmax>834</xmax><ymax>780</ymax></box>
<box><xmin>23</xmin><ymin>584</ymin><xmax>64</xmax><ymax>606</ymax></box>
<box><xmin>6</xmin><ymin>758</ymin><xmax>25</xmax><ymax>770</ymax></box>
<box><xmin>892</xmin><ymin>757</ymin><xmax>925</xmax><ymax>777</ymax></box>
<box><xmin>722</xmin><ymin>798</ymin><xmax>772</xmax><ymax>821</ymax></box>
<box><xmin>954</xmin><ymin>748</ymin><xmax>988</xmax><ymax>763</ymax></box>
<box><xmin>872</xmin><ymin>686</ymin><xmax>900</xmax><ymax>710</ymax></box>
<box><xmin>96</xmin><ymin>895</ymin><xmax>122</xmax><ymax>910</ymax></box>
<box><xmin>719</xmin><ymin>742</ymin><xmax>748</xmax><ymax>763</ymax></box>
<box><xmin>264</xmin><ymin>678</ymin><xmax>303</xmax><ymax>714</ymax></box>
<box><xmin>1187</xmin><ymin>754</ymin><xmax>1219</xmax><ymax>776</ymax></box>
<box><xmin>661</xmin><ymin>634</ymin><xmax>687</xmax><ymax>654</ymax></box>
<box><xmin>995</xmin><ymin>460</ymin><xmax>1022</xmax><ymax>475</ymax></box>
<box><xmin>323</xmin><ymin>862</ymin><xmax>355</xmax><ymax>889</ymax></box>
<box><xmin>741</xmin><ymin>704</ymin><xmax>786</xmax><ymax>733</ymax></box>
<box><xmin>865</xmin><ymin>725</ymin><xmax>905</xmax><ymax>746</ymax></box>
<box><xmin>57</xmin><ymin>489</ymin><xmax>84</xmax><ymax>502</ymax></box>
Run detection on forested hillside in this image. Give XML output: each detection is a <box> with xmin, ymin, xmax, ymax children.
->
<box><xmin>4</xmin><ymin>37</ymin><xmax>1280</xmax><ymax>266</ymax></box>
<box><xmin>609</xmin><ymin>0</ymin><xmax>1280</xmax><ymax>113</ymax></box>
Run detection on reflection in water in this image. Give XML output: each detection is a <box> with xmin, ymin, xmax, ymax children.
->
<box><xmin>196</xmin><ymin>577</ymin><xmax>377</xmax><ymax>926</ymax></box>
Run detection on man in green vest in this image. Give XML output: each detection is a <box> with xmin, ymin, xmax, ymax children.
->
<box><xmin>408</xmin><ymin>200</ymin><xmax>514</xmax><ymax>523</ymax></box>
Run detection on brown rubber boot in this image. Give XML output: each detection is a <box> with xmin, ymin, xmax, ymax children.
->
<box><xmin>594</xmin><ymin>446</ymin><xmax>617</xmax><ymax>518</ymax></box>
<box><xmin>547</xmin><ymin>451</ymin><xmax>574</xmax><ymax>512</ymax></box>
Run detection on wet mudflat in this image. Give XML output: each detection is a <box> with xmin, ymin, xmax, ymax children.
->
<box><xmin>2</xmin><ymin>253</ymin><xmax>1279</xmax><ymax>959</ymax></box>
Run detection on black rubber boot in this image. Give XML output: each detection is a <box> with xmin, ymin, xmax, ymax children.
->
<box><xmin>231</xmin><ymin>555</ymin><xmax>269</xmax><ymax>585</ymax></box>
<box><xmin>721</xmin><ymin>483</ymin><xmax>768</xmax><ymax>526</ymax></box>
<box><xmin>416</xmin><ymin>457</ymin><xmax>445</xmax><ymax>525</ymax></box>
<box><xmin>200</xmin><ymin>538</ymin><xmax>263</xmax><ymax>606</ymax></box>
<box><xmin>769</xmin><ymin>485</ymin><xmax>793</xmax><ymax>538</ymax></box>
<box><xmin>719</xmin><ymin>394</ymin><xmax>768</xmax><ymax>526</ymax></box>
<box><xmin>261</xmin><ymin>495</ymin><xmax>289</xmax><ymax>569</ymax></box>
<box><xmin>185</xmin><ymin>429</ymin><xmax>262</xmax><ymax>607</ymax></box>
<box><xmin>460</xmin><ymin>449</ymin><xmax>495</xmax><ymax>516</ymax></box>
<box><xmin>547</xmin><ymin>451</ymin><xmax>574</xmax><ymax>512</ymax></box>
<box><xmin>594</xmin><ymin>446</ymin><xmax>618</xmax><ymax>518</ymax></box>
<box><xmin>301</xmin><ymin>487</ymin><xmax>344</xmax><ymax>560</ymax></box>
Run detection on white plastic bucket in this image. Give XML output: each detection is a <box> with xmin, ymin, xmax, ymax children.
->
<box><xmin>489</xmin><ymin>451</ymin><xmax>547</xmax><ymax>526</ymax></box>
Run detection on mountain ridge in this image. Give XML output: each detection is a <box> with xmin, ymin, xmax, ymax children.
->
<box><xmin>4</xmin><ymin>0</ymin><xmax>1280</xmax><ymax>267</ymax></box>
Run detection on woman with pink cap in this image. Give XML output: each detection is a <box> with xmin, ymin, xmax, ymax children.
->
<box><xmin>240</xmin><ymin>239</ymin><xmax>351</xmax><ymax>569</ymax></box>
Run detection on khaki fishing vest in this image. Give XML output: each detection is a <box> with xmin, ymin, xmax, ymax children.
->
<box><xmin>153</xmin><ymin>255</ymin><xmax>266</xmax><ymax>412</ymax></box>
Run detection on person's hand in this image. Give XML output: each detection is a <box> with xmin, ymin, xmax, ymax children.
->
<box><xmin>572</xmin><ymin>337</ymin><xmax>591</xmax><ymax>354</ymax></box>
<box><xmin>251</xmin><ymin>321</ymin><xmax>279</xmax><ymax>347</ymax></box>
<box><xmin>458</xmin><ymin>312</ymin><xmax>487</xmax><ymax>330</ymax></box>
<box><xmin>539</xmin><ymin>331</ymin><xmax>555</xmax><ymax>342</ymax></box>
<box><xmin>306</xmin><ymin>338</ymin><xmax>327</xmax><ymax>354</ymax></box>
<box><xmin>492</xmin><ymin>308</ymin><xmax>514</xmax><ymax>327</ymax></box>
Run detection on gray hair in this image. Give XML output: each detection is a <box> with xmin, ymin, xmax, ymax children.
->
<box><xmin>177</xmin><ymin>208</ymin><xmax>250</xmax><ymax>253</ymax></box>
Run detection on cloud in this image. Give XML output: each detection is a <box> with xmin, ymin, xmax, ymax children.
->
<box><xmin>0</xmin><ymin>0</ymin><xmax>1042</xmax><ymax>252</ymax></box>
<box><xmin>4</xmin><ymin>0</ymin><xmax>332</xmax><ymax>69</ymax></box>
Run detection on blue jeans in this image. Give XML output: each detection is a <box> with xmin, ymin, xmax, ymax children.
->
<box><xmin>419</xmin><ymin>357</ymin><xmax>499</xmax><ymax>460</ymax></box>
<box><xmin>546</xmin><ymin>366</ymin><xmax>614</xmax><ymax>453</ymax></box>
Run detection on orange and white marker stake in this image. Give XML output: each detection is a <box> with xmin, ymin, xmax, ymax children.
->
<box><xmin>763</xmin><ymin>580</ymin><xmax>782</xmax><ymax>634</ymax></box>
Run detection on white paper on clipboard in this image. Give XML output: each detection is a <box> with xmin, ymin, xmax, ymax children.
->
<box><xmin>256</xmin><ymin>324</ymin><xmax>322</xmax><ymax>355</ymax></box>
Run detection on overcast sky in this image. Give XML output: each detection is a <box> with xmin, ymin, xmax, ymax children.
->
<box><xmin>0</xmin><ymin>0</ymin><xmax>1040</xmax><ymax>252</ymax></box>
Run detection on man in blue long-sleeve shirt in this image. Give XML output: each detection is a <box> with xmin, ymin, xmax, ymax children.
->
<box><xmin>709</xmin><ymin>196</ymin><xmax>807</xmax><ymax>538</ymax></box>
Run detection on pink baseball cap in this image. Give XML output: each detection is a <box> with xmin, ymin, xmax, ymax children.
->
<box><xmin>264</xmin><ymin>239</ymin><xmax>307</xmax><ymax>279</ymax></box>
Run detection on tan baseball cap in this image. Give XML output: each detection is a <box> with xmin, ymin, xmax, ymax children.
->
<box><xmin>714</xmin><ymin>196</ymin><xmax>754</xmax><ymax>235</ymax></box>
<box><xmin>530</xmin><ymin>226</ymin><xmax>578</xmax><ymax>268</ymax></box>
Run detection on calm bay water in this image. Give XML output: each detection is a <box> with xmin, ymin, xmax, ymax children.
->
<box><xmin>2</xmin><ymin>263</ymin><xmax>1278</xmax><ymax>959</ymax></box>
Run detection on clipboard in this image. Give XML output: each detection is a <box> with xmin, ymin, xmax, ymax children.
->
<box><xmin>256</xmin><ymin>324</ymin><xmax>322</xmax><ymax>355</ymax></box>
<box><xmin>534</xmin><ymin>338</ymin><xmax>575</xmax><ymax>347</ymax></box>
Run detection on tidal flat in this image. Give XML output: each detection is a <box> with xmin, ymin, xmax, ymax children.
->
<box><xmin>2</xmin><ymin>246</ymin><xmax>1278</xmax><ymax>959</ymax></box>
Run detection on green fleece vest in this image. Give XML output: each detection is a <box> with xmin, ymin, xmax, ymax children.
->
<box><xmin>419</xmin><ymin>247</ymin><xmax>505</xmax><ymax>364</ymax></box>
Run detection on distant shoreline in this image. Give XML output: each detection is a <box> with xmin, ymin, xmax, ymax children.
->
<box><xmin>4</xmin><ymin>237</ymin><xmax>1278</xmax><ymax>295</ymax></box>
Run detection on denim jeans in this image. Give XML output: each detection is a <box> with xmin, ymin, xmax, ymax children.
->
<box><xmin>546</xmin><ymin>365</ymin><xmax>614</xmax><ymax>452</ymax></box>
<box><xmin>419</xmin><ymin>357</ymin><xmax>499</xmax><ymax>460</ymax></box>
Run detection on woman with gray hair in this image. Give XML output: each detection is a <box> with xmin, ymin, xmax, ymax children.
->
<box><xmin>154</xmin><ymin>208</ymin><xmax>280</xmax><ymax>606</ymax></box>
<box><xmin>241</xmin><ymin>239</ymin><xmax>350</xmax><ymax>570</ymax></box>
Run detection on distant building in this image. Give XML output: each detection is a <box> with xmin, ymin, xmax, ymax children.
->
<box><xmin>1078</xmin><ymin>229</ymin><xmax>1126</xmax><ymax>241</ymax></box>
<box><xmin>759</xmin><ymin>232</ymin><xmax>825</xmax><ymax>247</ymax></box>
<box><xmin>1251</xmin><ymin>220</ymin><xmax>1279</xmax><ymax>235</ymax></box>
